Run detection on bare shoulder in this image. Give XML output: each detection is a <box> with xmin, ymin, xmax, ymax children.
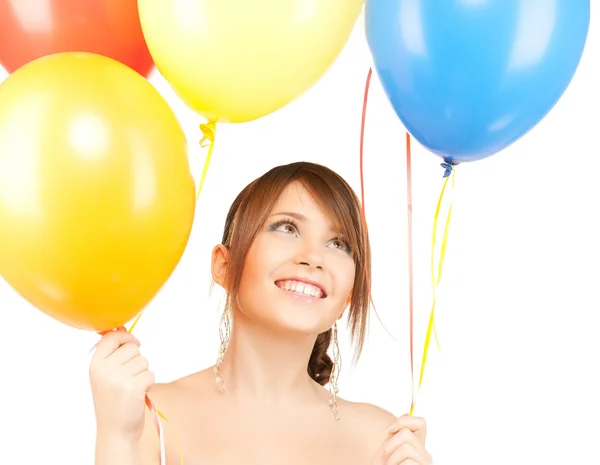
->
<box><xmin>147</xmin><ymin>367</ymin><xmax>214</xmax><ymax>411</ymax></box>
<box><xmin>344</xmin><ymin>399</ymin><xmax>398</xmax><ymax>432</ymax></box>
<box><xmin>339</xmin><ymin>398</ymin><xmax>399</xmax><ymax>453</ymax></box>
<box><xmin>139</xmin><ymin>369</ymin><xmax>215</xmax><ymax>463</ymax></box>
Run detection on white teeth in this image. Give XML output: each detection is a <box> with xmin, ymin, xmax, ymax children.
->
<box><xmin>277</xmin><ymin>280</ymin><xmax>323</xmax><ymax>298</ymax></box>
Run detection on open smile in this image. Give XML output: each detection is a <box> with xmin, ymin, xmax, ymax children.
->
<box><xmin>274</xmin><ymin>278</ymin><xmax>327</xmax><ymax>299</ymax></box>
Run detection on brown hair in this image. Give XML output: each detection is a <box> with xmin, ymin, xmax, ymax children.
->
<box><xmin>221</xmin><ymin>162</ymin><xmax>371</xmax><ymax>385</ymax></box>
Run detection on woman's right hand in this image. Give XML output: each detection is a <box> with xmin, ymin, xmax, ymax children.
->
<box><xmin>89</xmin><ymin>327</ymin><xmax>155</xmax><ymax>442</ymax></box>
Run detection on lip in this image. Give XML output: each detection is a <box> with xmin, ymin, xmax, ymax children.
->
<box><xmin>274</xmin><ymin>276</ymin><xmax>328</xmax><ymax>298</ymax></box>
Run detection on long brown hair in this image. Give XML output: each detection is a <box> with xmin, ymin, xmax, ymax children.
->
<box><xmin>220</xmin><ymin>162</ymin><xmax>371</xmax><ymax>385</ymax></box>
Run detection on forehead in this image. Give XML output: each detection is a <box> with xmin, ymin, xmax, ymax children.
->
<box><xmin>271</xmin><ymin>182</ymin><xmax>340</xmax><ymax>229</ymax></box>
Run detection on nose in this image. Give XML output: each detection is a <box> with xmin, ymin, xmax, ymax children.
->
<box><xmin>295</xmin><ymin>242</ymin><xmax>324</xmax><ymax>270</ymax></box>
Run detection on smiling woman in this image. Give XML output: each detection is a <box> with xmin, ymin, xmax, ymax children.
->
<box><xmin>89</xmin><ymin>162</ymin><xmax>434</xmax><ymax>465</ymax></box>
<box><xmin>214</xmin><ymin>162</ymin><xmax>369</xmax><ymax>393</ymax></box>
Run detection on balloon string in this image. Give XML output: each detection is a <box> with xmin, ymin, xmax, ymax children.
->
<box><xmin>409</xmin><ymin>163</ymin><xmax>455</xmax><ymax>416</ymax></box>
<box><xmin>359</xmin><ymin>67</ymin><xmax>394</xmax><ymax>344</ymax></box>
<box><xmin>126</xmin><ymin>123</ymin><xmax>216</xmax><ymax>333</ymax></box>
<box><xmin>88</xmin><ymin>122</ymin><xmax>216</xmax><ymax>464</ymax></box>
<box><xmin>359</xmin><ymin>69</ymin><xmax>371</xmax><ymax>222</ymax></box>
<box><xmin>406</xmin><ymin>133</ymin><xmax>415</xmax><ymax>416</ymax></box>
<box><xmin>127</xmin><ymin>312</ymin><xmax>143</xmax><ymax>333</ymax></box>
<box><xmin>197</xmin><ymin>121</ymin><xmax>217</xmax><ymax>200</ymax></box>
<box><xmin>116</xmin><ymin>123</ymin><xmax>217</xmax><ymax>463</ymax></box>
<box><xmin>107</xmin><ymin>120</ymin><xmax>215</xmax><ymax>462</ymax></box>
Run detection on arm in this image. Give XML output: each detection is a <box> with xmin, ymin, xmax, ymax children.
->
<box><xmin>95</xmin><ymin>434</ymin><xmax>142</xmax><ymax>465</ymax></box>
<box><xmin>95</xmin><ymin>404</ymin><xmax>161</xmax><ymax>465</ymax></box>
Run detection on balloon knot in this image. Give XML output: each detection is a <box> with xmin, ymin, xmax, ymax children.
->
<box><xmin>441</xmin><ymin>162</ymin><xmax>454</xmax><ymax>178</ymax></box>
<box><xmin>200</xmin><ymin>121</ymin><xmax>216</xmax><ymax>148</ymax></box>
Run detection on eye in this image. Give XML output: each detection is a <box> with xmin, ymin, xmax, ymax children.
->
<box><xmin>268</xmin><ymin>219</ymin><xmax>299</xmax><ymax>236</ymax></box>
<box><xmin>329</xmin><ymin>237</ymin><xmax>351</xmax><ymax>254</ymax></box>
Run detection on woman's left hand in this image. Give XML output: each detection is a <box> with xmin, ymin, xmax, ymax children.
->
<box><xmin>371</xmin><ymin>415</ymin><xmax>433</xmax><ymax>465</ymax></box>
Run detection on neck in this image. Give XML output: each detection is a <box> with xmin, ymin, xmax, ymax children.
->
<box><xmin>217</xmin><ymin>311</ymin><xmax>318</xmax><ymax>400</ymax></box>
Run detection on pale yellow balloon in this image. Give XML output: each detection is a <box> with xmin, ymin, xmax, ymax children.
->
<box><xmin>0</xmin><ymin>52</ymin><xmax>196</xmax><ymax>331</ymax></box>
<box><xmin>138</xmin><ymin>0</ymin><xmax>364</xmax><ymax>123</ymax></box>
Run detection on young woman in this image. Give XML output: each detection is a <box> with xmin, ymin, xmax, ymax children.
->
<box><xmin>90</xmin><ymin>162</ymin><xmax>433</xmax><ymax>465</ymax></box>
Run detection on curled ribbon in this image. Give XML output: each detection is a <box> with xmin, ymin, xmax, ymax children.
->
<box><xmin>409</xmin><ymin>161</ymin><xmax>456</xmax><ymax>416</ymax></box>
<box><xmin>197</xmin><ymin>121</ymin><xmax>217</xmax><ymax>200</ymax></box>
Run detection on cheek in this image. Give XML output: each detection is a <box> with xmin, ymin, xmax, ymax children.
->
<box><xmin>332</xmin><ymin>256</ymin><xmax>356</xmax><ymax>299</ymax></box>
<box><xmin>237</xmin><ymin>237</ymin><xmax>286</xmax><ymax>298</ymax></box>
<box><xmin>238</xmin><ymin>251</ymin><xmax>265</xmax><ymax>294</ymax></box>
<box><xmin>342</xmin><ymin>269</ymin><xmax>356</xmax><ymax>296</ymax></box>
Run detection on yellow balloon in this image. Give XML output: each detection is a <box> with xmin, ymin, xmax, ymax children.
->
<box><xmin>138</xmin><ymin>0</ymin><xmax>363</xmax><ymax>123</ymax></box>
<box><xmin>0</xmin><ymin>52</ymin><xmax>196</xmax><ymax>332</ymax></box>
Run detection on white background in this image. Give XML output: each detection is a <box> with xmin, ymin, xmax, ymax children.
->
<box><xmin>1</xmin><ymin>7</ymin><xmax>599</xmax><ymax>465</ymax></box>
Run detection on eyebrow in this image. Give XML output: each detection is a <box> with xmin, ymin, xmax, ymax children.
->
<box><xmin>269</xmin><ymin>211</ymin><xmax>308</xmax><ymax>221</ymax></box>
<box><xmin>269</xmin><ymin>211</ymin><xmax>345</xmax><ymax>236</ymax></box>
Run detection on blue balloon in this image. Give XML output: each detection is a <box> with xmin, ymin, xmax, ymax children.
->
<box><xmin>365</xmin><ymin>0</ymin><xmax>590</xmax><ymax>164</ymax></box>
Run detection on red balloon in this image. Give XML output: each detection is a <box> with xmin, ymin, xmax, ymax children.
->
<box><xmin>0</xmin><ymin>0</ymin><xmax>154</xmax><ymax>76</ymax></box>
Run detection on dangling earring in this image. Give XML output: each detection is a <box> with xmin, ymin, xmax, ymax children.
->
<box><xmin>213</xmin><ymin>298</ymin><xmax>232</xmax><ymax>392</ymax></box>
<box><xmin>328</xmin><ymin>322</ymin><xmax>341</xmax><ymax>421</ymax></box>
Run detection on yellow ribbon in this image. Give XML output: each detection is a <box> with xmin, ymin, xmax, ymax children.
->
<box><xmin>122</xmin><ymin>122</ymin><xmax>217</xmax><ymax>463</ymax></box>
<box><xmin>409</xmin><ymin>164</ymin><xmax>455</xmax><ymax>416</ymax></box>
<box><xmin>197</xmin><ymin>121</ymin><xmax>217</xmax><ymax>200</ymax></box>
<box><xmin>126</xmin><ymin>121</ymin><xmax>217</xmax><ymax>335</ymax></box>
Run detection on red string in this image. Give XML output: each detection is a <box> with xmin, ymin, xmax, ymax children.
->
<box><xmin>145</xmin><ymin>395</ymin><xmax>161</xmax><ymax>431</ymax></box>
<box><xmin>358</xmin><ymin>67</ymin><xmax>416</xmax><ymax>414</ymax></box>
<box><xmin>360</xmin><ymin>68</ymin><xmax>372</xmax><ymax>221</ymax></box>
<box><xmin>406</xmin><ymin>133</ymin><xmax>415</xmax><ymax>414</ymax></box>
<box><xmin>359</xmin><ymin>68</ymin><xmax>390</xmax><ymax>340</ymax></box>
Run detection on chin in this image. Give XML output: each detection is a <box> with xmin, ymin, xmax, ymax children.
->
<box><xmin>238</xmin><ymin>285</ymin><xmax>339</xmax><ymax>336</ymax></box>
<box><xmin>267</xmin><ymin>303</ymin><xmax>336</xmax><ymax>337</ymax></box>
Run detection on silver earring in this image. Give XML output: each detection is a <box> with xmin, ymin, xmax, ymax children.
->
<box><xmin>328</xmin><ymin>322</ymin><xmax>341</xmax><ymax>421</ymax></box>
<box><xmin>213</xmin><ymin>299</ymin><xmax>232</xmax><ymax>392</ymax></box>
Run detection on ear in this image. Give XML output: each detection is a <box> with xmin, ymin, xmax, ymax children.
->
<box><xmin>211</xmin><ymin>244</ymin><xmax>229</xmax><ymax>289</ymax></box>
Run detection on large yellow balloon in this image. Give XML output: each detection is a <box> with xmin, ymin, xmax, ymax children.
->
<box><xmin>0</xmin><ymin>52</ymin><xmax>196</xmax><ymax>332</ymax></box>
<box><xmin>138</xmin><ymin>0</ymin><xmax>363</xmax><ymax>123</ymax></box>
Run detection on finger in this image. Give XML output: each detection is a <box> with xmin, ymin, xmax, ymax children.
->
<box><xmin>94</xmin><ymin>330</ymin><xmax>140</xmax><ymax>359</ymax></box>
<box><xmin>377</xmin><ymin>429</ymin><xmax>413</xmax><ymax>462</ymax></box>
<box><xmin>388</xmin><ymin>442</ymin><xmax>429</xmax><ymax>465</ymax></box>
<box><xmin>122</xmin><ymin>355</ymin><xmax>149</xmax><ymax>376</ymax></box>
<box><xmin>386</xmin><ymin>416</ymin><xmax>427</xmax><ymax>443</ymax></box>
<box><xmin>135</xmin><ymin>370</ymin><xmax>156</xmax><ymax>390</ymax></box>
<box><xmin>108</xmin><ymin>342</ymin><xmax>141</xmax><ymax>365</ymax></box>
<box><xmin>386</xmin><ymin>429</ymin><xmax>428</xmax><ymax>457</ymax></box>
<box><xmin>89</xmin><ymin>327</ymin><xmax>129</xmax><ymax>354</ymax></box>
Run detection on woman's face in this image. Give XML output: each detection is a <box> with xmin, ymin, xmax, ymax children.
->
<box><xmin>236</xmin><ymin>182</ymin><xmax>356</xmax><ymax>336</ymax></box>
